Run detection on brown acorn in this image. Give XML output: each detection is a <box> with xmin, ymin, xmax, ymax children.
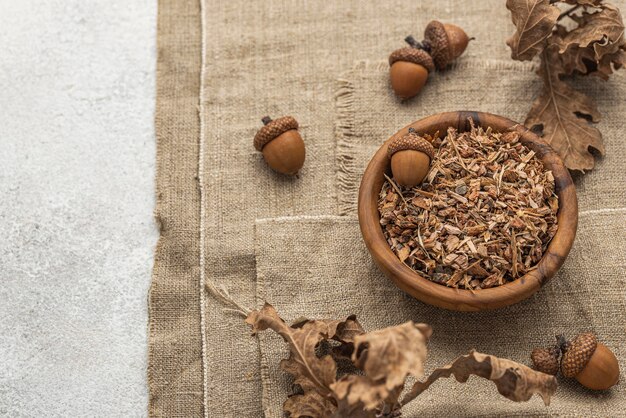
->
<box><xmin>387</xmin><ymin>128</ymin><xmax>435</xmax><ymax>187</ymax></box>
<box><xmin>388</xmin><ymin>36</ymin><xmax>435</xmax><ymax>99</ymax></box>
<box><xmin>253</xmin><ymin>116</ymin><xmax>305</xmax><ymax>175</ymax></box>
<box><xmin>561</xmin><ymin>332</ymin><xmax>620</xmax><ymax>390</ymax></box>
<box><xmin>423</xmin><ymin>20</ymin><xmax>470</xmax><ymax>70</ymax></box>
<box><xmin>531</xmin><ymin>343</ymin><xmax>561</xmax><ymax>376</ymax></box>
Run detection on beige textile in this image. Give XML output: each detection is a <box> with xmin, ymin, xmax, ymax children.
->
<box><xmin>255</xmin><ymin>215</ymin><xmax>626</xmax><ymax>417</ymax></box>
<box><xmin>199</xmin><ymin>1</ymin><xmax>517</xmax><ymax>416</ymax></box>
<box><xmin>151</xmin><ymin>0</ymin><xmax>626</xmax><ymax>416</ymax></box>
<box><xmin>149</xmin><ymin>0</ymin><xmax>204</xmax><ymax>417</ymax></box>
<box><xmin>336</xmin><ymin>60</ymin><xmax>626</xmax><ymax>215</ymax></box>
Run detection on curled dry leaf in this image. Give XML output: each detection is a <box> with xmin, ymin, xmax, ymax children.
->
<box><xmin>506</xmin><ymin>0</ymin><xmax>560</xmax><ymax>61</ymax></box>
<box><xmin>553</xmin><ymin>4</ymin><xmax>625</xmax><ymax>53</ymax></box>
<box><xmin>525</xmin><ymin>47</ymin><xmax>604</xmax><ymax>171</ymax></box>
<box><xmin>283</xmin><ymin>391</ymin><xmax>336</xmax><ymax>418</ymax></box>
<box><xmin>594</xmin><ymin>47</ymin><xmax>626</xmax><ymax>78</ymax></box>
<box><xmin>331</xmin><ymin>322</ymin><xmax>431</xmax><ymax>411</ymax></box>
<box><xmin>246</xmin><ymin>304</ymin><xmax>557</xmax><ymax>417</ymax></box>
<box><xmin>507</xmin><ymin>0</ymin><xmax>625</xmax><ymax>171</ymax></box>
<box><xmin>246</xmin><ymin>303</ymin><xmax>357</xmax><ymax>395</ymax></box>
<box><xmin>331</xmin><ymin>375</ymin><xmax>394</xmax><ymax>415</ymax></box>
<box><xmin>352</xmin><ymin>322</ymin><xmax>431</xmax><ymax>386</ymax></box>
<box><xmin>402</xmin><ymin>350</ymin><xmax>558</xmax><ymax>407</ymax></box>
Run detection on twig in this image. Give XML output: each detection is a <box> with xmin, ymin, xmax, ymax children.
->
<box><xmin>511</xmin><ymin>231</ymin><xmax>518</xmax><ymax>278</ymax></box>
<box><xmin>446</xmin><ymin>129</ymin><xmax>468</xmax><ymax>171</ymax></box>
<box><xmin>404</xmin><ymin>35</ymin><xmax>431</xmax><ymax>53</ymax></box>
<box><xmin>205</xmin><ymin>281</ymin><xmax>252</xmax><ymax>317</ymax></box>
<box><xmin>384</xmin><ymin>173</ymin><xmax>408</xmax><ymax>206</ymax></box>
<box><xmin>417</xmin><ymin>226</ymin><xmax>431</xmax><ymax>259</ymax></box>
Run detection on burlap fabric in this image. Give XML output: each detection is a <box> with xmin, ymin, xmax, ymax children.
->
<box><xmin>150</xmin><ymin>0</ymin><xmax>626</xmax><ymax>416</ymax></box>
<box><xmin>336</xmin><ymin>60</ymin><xmax>626</xmax><ymax>215</ymax></box>
<box><xmin>255</xmin><ymin>215</ymin><xmax>626</xmax><ymax>417</ymax></box>
<box><xmin>149</xmin><ymin>0</ymin><xmax>203</xmax><ymax>416</ymax></box>
<box><xmin>199</xmin><ymin>2</ymin><xmax>520</xmax><ymax>416</ymax></box>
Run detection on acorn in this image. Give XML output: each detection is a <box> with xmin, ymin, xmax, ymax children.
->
<box><xmin>253</xmin><ymin>116</ymin><xmax>305</xmax><ymax>176</ymax></box>
<box><xmin>423</xmin><ymin>20</ymin><xmax>470</xmax><ymax>70</ymax></box>
<box><xmin>388</xmin><ymin>36</ymin><xmax>435</xmax><ymax>99</ymax></box>
<box><xmin>531</xmin><ymin>340</ymin><xmax>562</xmax><ymax>376</ymax></box>
<box><xmin>387</xmin><ymin>128</ymin><xmax>435</xmax><ymax>188</ymax></box>
<box><xmin>560</xmin><ymin>332</ymin><xmax>620</xmax><ymax>390</ymax></box>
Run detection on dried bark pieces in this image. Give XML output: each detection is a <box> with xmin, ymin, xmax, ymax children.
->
<box><xmin>378</xmin><ymin>122</ymin><xmax>559</xmax><ymax>290</ymax></box>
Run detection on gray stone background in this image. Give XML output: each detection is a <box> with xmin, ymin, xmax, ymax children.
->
<box><xmin>0</xmin><ymin>1</ymin><xmax>156</xmax><ymax>416</ymax></box>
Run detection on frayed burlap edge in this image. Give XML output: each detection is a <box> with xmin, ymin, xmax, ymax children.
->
<box><xmin>334</xmin><ymin>59</ymin><xmax>538</xmax><ymax>216</ymax></box>
<box><xmin>148</xmin><ymin>0</ymin><xmax>204</xmax><ymax>416</ymax></box>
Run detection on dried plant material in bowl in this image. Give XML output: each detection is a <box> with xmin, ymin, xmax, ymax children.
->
<box><xmin>358</xmin><ymin>111</ymin><xmax>577</xmax><ymax>311</ymax></box>
<box><xmin>378</xmin><ymin>123</ymin><xmax>559</xmax><ymax>290</ymax></box>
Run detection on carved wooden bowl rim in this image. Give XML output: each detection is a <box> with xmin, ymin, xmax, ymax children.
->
<box><xmin>358</xmin><ymin>111</ymin><xmax>578</xmax><ymax>311</ymax></box>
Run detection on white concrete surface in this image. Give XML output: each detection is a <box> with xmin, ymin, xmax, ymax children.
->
<box><xmin>0</xmin><ymin>1</ymin><xmax>157</xmax><ymax>416</ymax></box>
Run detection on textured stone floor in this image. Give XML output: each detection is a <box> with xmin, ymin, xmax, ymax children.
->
<box><xmin>0</xmin><ymin>1</ymin><xmax>157</xmax><ymax>416</ymax></box>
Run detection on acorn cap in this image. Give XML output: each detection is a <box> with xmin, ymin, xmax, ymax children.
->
<box><xmin>388</xmin><ymin>48</ymin><xmax>435</xmax><ymax>73</ymax></box>
<box><xmin>424</xmin><ymin>20</ymin><xmax>469</xmax><ymax>70</ymax></box>
<box><xmin>531</xmin><ymin>347</ymin><xmax>560</xmax><ymax>376</ymax></box>
<box><xmin>387</xmin><ymin>130</ymin><xmax>435</xmax><ymax>160</ymax></box>
<box><xmin>561</xmin><ymin>332</ymin><xmax>598</xmax><ymax>377</ymax></box>
<box><xmin>253</xmin><ymin>116</ymin><xmax>299</xmax><ymax>151</ymax></box>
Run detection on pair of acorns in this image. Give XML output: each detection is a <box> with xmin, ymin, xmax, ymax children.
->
<box><xmin>252</xmin><ymin>21</ymin><xmax>470</xmax><ymax>176</ymax></box>
<box><xmin>531</xmin><ymin>333</ymin><xmax>619</xmax><ymax>390</ymax></box>
<box><xmin>252</xmin><ymin>118</ymin><xmax>436</xmax><ymax>185</ymax></box>
<box><xmin>389</xmin><ymin>21</ymin><xmax>470</xmax><ymax>99</ymax></box>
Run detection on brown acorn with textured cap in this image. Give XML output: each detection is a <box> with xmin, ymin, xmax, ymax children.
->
<box><xmin>560</xmin><ymin>332</ymin><xmax>620</xmax><ymax>390</ymax></box>
<box><xmin>387</xmin><ymin>128</ymin><xmax>435</xmax><ymax>187</ymax></box>
<box><xmin>424</xmin><ymin>20</ymin><xmax>471</xmax><ymax>70</ymax></box>
<box><xmin>388</xmin><ymin>36</ymin><xmax>435</xmax><ymax>99</ymax></box>
<box><xmin>254</xmin><ymin>116</ymin><xmax>305</xmax><ymax>176</ymax></box>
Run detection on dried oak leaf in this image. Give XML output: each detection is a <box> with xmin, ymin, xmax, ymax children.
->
<box><xmin>352</xmin><ymin>322</ymin><xmax>431</xmax><ymax>389</ymax></box>
<box><xmin>330</xmin><ymin>315</ymin><xmax>366</xmax><ymax>359</ymax></box>
<box><xmin>525</xmin><ymin>48</ymin><xmax>604</xmax><ymax>171</ymax></box>
<box><xmin>506</xmin><ymin>0</ymin><xmax>560</xmax><ymax>61</ymax></box>
<box><xmin>594</xmin><ymin>46</ymin><xmax>626</xmax><ymax>78</ymax></box>
<box><xmin>550</xmin><ymin>25</ymin><xmax>597</xmax><ymax>75</ymax></box>
<box><xmin>330</xmin><ymin>322</ymin><xmax>431</xmax><ymax>411</ymax></box>
<box><xmin>554</xmin><ymin>4</ymin><xmax>625</xmax><ymax>54</ymax></box>
<box><xmin>331</xmin><ymin>376</ymin><xmax>389</xmax><ymax>416</ymax></box>
<box><xmin>552</xmin><ymin>29</ymin><xmax>626</xmax><ymax>79</ymax></box>
<box><xmin>590</xmin><ymin>31</ymin><xmax>626</xmax><ymax>78</ymax></box>
<box><xmin>246</xmin><ymin>304</ymin><xmax>360</xmax><ymax>394</ymax></box>
<box><xmin>556</xmin><ymin>43</ymin><xmax>597</xmax><ymax>75</ymax></box>
<box><xmin>401</xmin><ymin>350</ymin><xmax>558</xmax><ymax>406</ymax></box>
<box><xmin>246</xmin><ymin>304</ymin><xmax>368</xmax><ymax>418</ymax></box>
<box><xmin>283</xmin><ymin>391</ymin><xmax>337</xmax><ymax>418</ymax></box>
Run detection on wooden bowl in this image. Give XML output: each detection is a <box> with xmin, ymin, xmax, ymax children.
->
<box><xmin>358</xmin><ymin>111</ymin><xmax>577</xmax><ymax>311</ymax></box>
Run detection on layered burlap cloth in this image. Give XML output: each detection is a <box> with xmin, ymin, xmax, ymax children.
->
<box><xmin>255</xmin><ymin>216</ymin><xmax>626</xmax><ymax>417</ymax></box>
<box><xmin>149</xmin><ymin>0</ymin><xmax>204</xmax><ymax>416</ymax></box>
<box><xmin>336</xmin><ymin>61</ymin><xmax>626</xmax><ymax>215</ymax></box>
<box><xmin>150</xmin><ymin>0</ymin><xmax>626</xmax><ymax>416</ymax></box>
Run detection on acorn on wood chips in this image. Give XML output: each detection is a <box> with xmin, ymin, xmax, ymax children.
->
<box><xmin>378</xmin><ymin>121</ymin><xmax>559</xmax><ymax>290</ymax></box>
